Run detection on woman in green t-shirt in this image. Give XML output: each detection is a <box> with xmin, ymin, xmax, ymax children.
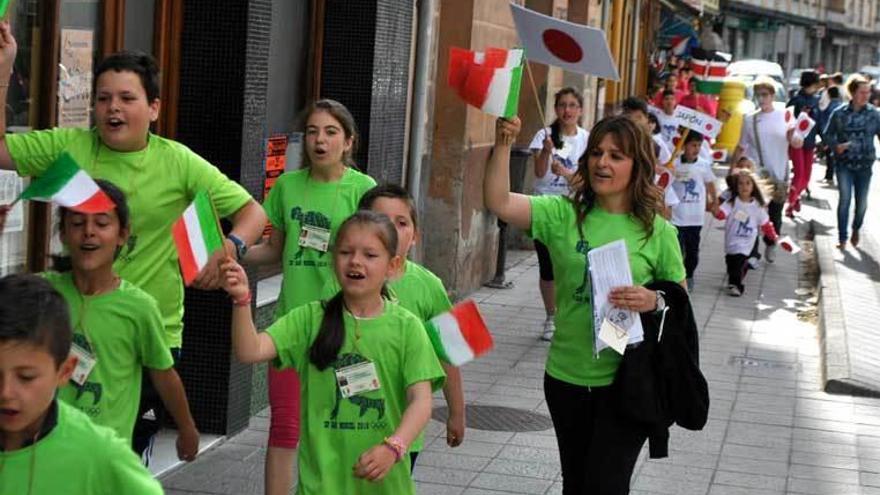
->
<box><xmin>243</xmin><ymin>99</ymin><xmax>376</xmax><ymax>495</ymax></box>
<box><xmin>222</xmin><ymin>211</ymin><xmax>445</xmax><ymax>495</ymax></box>
<box><xmin>484</xmin><ymin>115</ymin><xmax>686</xmax><ymax>494</ymax></box>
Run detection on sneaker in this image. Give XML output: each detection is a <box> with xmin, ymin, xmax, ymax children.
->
<box><xmin>727</xmin><ymin>285</ymin><xmax>742</xmax><ymax>297</ymax></box>
<box><xmin>747</xmin><ymin>256</ymin><xmax>760</xmax><ymax>270</ymax></box>
<box><xmin>540</xmin><ymin>317</ymin><xmax>555</xmax><ymax>342</ymax></box>
<box><xmin>765</xmin><ymin>244</ymin><xmax>776</xmax><ymax>263</ymax></box>
<box><xmin>686</xmin><ymin>278</ymin><xmax>695</xmax><ymax>292</ymax></box>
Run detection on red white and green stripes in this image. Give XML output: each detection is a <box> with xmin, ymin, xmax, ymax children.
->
<box><xmin>19</xmin><ymin>152</ymin><xmax>115</xmax><ymax>213</ymax></box>
<box><xmin>448</xmin><ymin>47</ymin><xmax>524</xmax><ymax>118</ymax></box>
<box><xmin>425</xmin><ymin>300</ymin><xmax>494</xmax><ymax>366</ymax></box>
<box><xmin>172</xmin><ymin>191</ymin><xmax>224</xmax><ymax>286</ymax></box>
<box><xmin>690</xmin><ymin>49</ymin><xmax>731</xmax><ymax>95</ymax></box>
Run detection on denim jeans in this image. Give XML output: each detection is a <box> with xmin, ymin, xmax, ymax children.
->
<box><xmin>836</xmin><ymin>165</ymin><xmax>873</xmax><ymax>242</ymax></box>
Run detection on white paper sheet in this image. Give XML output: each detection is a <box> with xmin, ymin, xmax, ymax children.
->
<box><xmin>588</xmin><ymin>239</ymin><xmax>644</xmax><ymax>352</ymax></box>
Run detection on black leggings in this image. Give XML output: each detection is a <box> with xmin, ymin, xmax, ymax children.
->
<box><xmin>535</xmin><ymin>240</ymin><xmax>554</xmax><ymax>282</ymax></box>
<box><xmin>544</xmin><ymin>374</ymin><xmax>647</xmax><ymax>495</ymax></box>
<box><xmin>726</xmin><ymin>254</ymin><xmax>750</xmax><ymax>292</ymax></box>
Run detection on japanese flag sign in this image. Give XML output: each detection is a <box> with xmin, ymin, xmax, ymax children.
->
<box><xmin>510</xmin><ymin>3</ymin><xmax>619</xmax><ymax>80</ymax></box>
<box><xmin>655</xmin><ymin>170</ymin><xmax>672</xmax><ymax>189</ymax></box>
<box><xmin>793</xmin><ymin>112</ymin><xmax>816</xmax><ymax>139</ymax></box>
<box><xmin>783</xmin><ymin>106</ymin><xmax>796</xmax><ymax>129</ymax></box>
<box><xmin>673</xmin><ymin>105</ymin><xmax>722</xmax><ymax>138</ymax></box>
<box><xmin>778</xmin><ymin>236</ymin><xmax>802</xmax><ymax>254</ymax></box>
<box><xmin>711</xmin><ymin>148</ymin><xmax>728</xmax><ymax>162</ymax></box>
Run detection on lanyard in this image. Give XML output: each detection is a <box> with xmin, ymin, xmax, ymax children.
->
<box><xmin>0</xmin><ymin>430</ymin><xmax>39</xmax><ymax>495</ymax></box>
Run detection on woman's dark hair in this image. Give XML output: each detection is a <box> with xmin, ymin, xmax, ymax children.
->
<box><xmin>357</xmin><ymin>183</ymin><xmax>418</xmax><ymax>230</ymax></box>
<box><xmin>95</xmin><ymin>51</ymin><xmax>160</xmax><ymax>102</ymax></box>
<box><xmin>302</xmin><ymin>99</ymin><xmax>359</xmax><ymax>168</ymax></box>
<box><xmin>549</xmin><ymin>87</ymin><xmax>584</xmax><ymax>149</ymax></box>
<box><xmin>827</xmin><ymin>86</ymin><xmax>841</xmax><ymax>99</ymax></box>
<box><xmin>799</xmin><ymin>70</ymin><xmax>820</xmax><ymax>88</ymax></box>
<box><xmin>309</xmin><ymin>210</ymin><xmax>398</xmax><ymax>370</ymax></box>
<box><xmin>0</xmin><ymin>274</ymin><xmax>71</xmax><ymax>366</ymax></box>
<box><xmin>727</xmin><ymin>169</ymin><xmax>767</xmax><ymax>206</ymax></box>
<box><xmin>54</xmin><ymin>179</ymin><xmax>130</xmax><ymax>272</ymax></box>
<box><xmin>646</xmin><ymin>112</ymin><xmax>661</xmax><ymax>135</ymax></box>
<box><xmin>570</xmin><ymin>116</ymin><xmax>662</xmax><ymax>241</ymax></box>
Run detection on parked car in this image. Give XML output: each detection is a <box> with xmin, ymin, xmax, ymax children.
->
<box><xmin>728</xmin><ymin>59</ymin><xmax>785</xmax><ymax>84</ymax></box>
<box><xmin>859</xmin><ymin>65</ymin><xmax>880</xmax><ymax>86</ymax></box>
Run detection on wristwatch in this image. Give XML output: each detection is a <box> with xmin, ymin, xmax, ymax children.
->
<box><xmin>227</xmin><ymin>234</ymin><xmax>248</xmax><ymax>261</ymax></box>
<box><xmin>654</xmin><ymin>290</ymin><xmax>667</xmax><ymax>313</ymax></box>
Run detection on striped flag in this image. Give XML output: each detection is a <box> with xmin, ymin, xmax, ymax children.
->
<box><xmin>690</xmin><ymin>48</ymin><xmax>731</xmax><ymax>95</ymax></box>
<box><xmin>425</xmin><ymin>300</ymin><xmax>494</xmax><ymax>366</ymax></box>
<box><xmin>172</xmin><ymin>191</ymin><xmax>224</xmax><ymax>286</ymax></box>
<box><xmin>448</xmin><ymin>47</ymin><xmax>523</xmax><ymax>118</ymax></box>
<box><xmin>19</xmin><ymin>153</ymin><xmax>115</xmax><ymax>213</ymax></box>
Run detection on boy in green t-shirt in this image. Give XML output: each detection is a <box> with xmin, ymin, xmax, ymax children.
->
<box><xmin>48</xmin><ymin>180</ymin><xmax>199</xmax><ymax>460</ymax></box>
<box><xmin>0</xmin><ymin>273</ymin><xmax>162</xmax><ymax>495</ymax></box>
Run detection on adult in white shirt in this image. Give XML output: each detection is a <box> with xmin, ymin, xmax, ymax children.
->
<box><xmin>735</xmin><ymin>76</ymin><xmax>796</xmax><ymax>263</ymax></box>
<box><xmin>529</xmin><ymin>87</ymin><xmax>589</xmax><ymax>342</ymax></box>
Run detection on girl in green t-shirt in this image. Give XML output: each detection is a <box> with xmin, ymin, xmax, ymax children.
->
<box><xmin>357</xmin><ymin>183</ymin><xmax>466</xmax><ymax>465</ymax></box>
<box><xmin>484</xmin><ymin>115</ymin><xmax>686</xmax><ymax>494</ymax></box>
<box><xmin>244</xmin><ymin>99</ymin><xmax>376</xmax><ymax>495</ymax></box>
<box><xmin>48</xmin><ymin>179</ymin><xmax>200</xmax><ymax>462</ymax></box>
<box><xmin>221</xmin><ymin>211</ymin><xmax>444</xmax><ymax>495</ymax></box>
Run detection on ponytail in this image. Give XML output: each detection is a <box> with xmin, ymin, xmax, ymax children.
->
<box><xmin>310</xmin><ymin>292</ymin><xmax>346</xmax><ymax>370</ymax></box>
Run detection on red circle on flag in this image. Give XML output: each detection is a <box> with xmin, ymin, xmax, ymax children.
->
<box><xmin>798</xmin><ymin>120</ymin><xmax>810</xmax><ymax>131</ymax></box>
<box><xmin>705</xmin><ymin>123</ymin><xmax>714</xmax><ymax>131</ymax></box>
<box><xmin>541</xmin><ymin>29</ymin><xmax>583</xmax><ymax>63</ymax></box>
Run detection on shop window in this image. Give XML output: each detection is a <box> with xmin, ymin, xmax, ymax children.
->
<box><xmin>0</xmin><ymin>2</ymin><xmax>39</xmax><ymax>276</ymax></box>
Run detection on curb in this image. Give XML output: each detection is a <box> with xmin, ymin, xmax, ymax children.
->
<box><xmin>813</xmin><ymin>219</ymin><xmax>880</xmax><ymax>398</ymax></box>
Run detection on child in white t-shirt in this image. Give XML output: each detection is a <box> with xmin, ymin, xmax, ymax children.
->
<box><xmin>671</xmin><ymin>131</ymin><xmax>717</xmax><ymax>291</ymax></box>
<box><xmin>715</xmin><ymin>170</ymin><xmax>779</xmax><ymax>296</ymax></box>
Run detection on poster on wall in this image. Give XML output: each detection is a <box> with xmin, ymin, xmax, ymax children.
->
<box><xmin>262</xmin><ymin>134</ymin><xmax>289</xmax><ymax>238</ymax></box>
<box><xmin>58</xmin><ymin>29</ymin><xmax>94</xmax><ymax>128</ymax></box>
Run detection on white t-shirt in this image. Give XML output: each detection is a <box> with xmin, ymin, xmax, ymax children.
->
<box><xmin>738</xmin><ymin>109</ymin><xmax>790</xmax><ymax>182</ymax></box>
<box><xmin>653</xmin><ymin>134</ymin><xmax>672</xmax><ymax>165</ymax></box>
<box><xmin>529</xmin><ymin>127</ymin><xmax>589</xmax><ymax>195</ymax></box>
<box><xmin>655</xmin><ymin>111</ymin><xmax>679</xmax><ymax>146</ymax></box>
<box><xmin>671</xmin><ymin>157</ymin><xmax>715</xmax><ymax>227</ymax></box>
<box><xmin>720</xmin><ymin>197</ymin><xmax>770</xmax><ymax>256</ymax></box>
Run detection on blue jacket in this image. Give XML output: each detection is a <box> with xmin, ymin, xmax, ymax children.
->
<box><xmin>816</xmin><ymin>98</ymin><xmax>844</xmax><ymax>140</ymax></box>
<box><xmin>787</xmin><ymin>90</ymin><xmax>821</xmax><ymax>147</ymax></box>
<box><xmin>824</xmin><ymin>103</ymin><xmax>880</xmax><ymax>170</ymax></box>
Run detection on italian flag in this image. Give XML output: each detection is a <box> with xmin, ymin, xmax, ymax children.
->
<box><xmin>690</xmin><ymin>48</ymin><xmax>731</xmax><ymax>95</ymax></box>
<box><xmin>448</xmin><ymin>47</ymin><xmax>524</xmax><ymax>118</ymax></box>
<box><xmin>425</xmin><ymin>300</ymin><xmax>494</xmax><ymax>366</ymax></box>
<box><xmin>172</xmin><ymin>191</ymin><xmax>224</xmax><ymax>286</ymax></box>
<box><xmin>19</xmin><ymin>152</ymin><xmax>115</xmax><ymax>213</ymax></box>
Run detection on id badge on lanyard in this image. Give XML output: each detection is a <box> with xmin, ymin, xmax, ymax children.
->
<box><xmin>298</xmin><ymin>224</ymin><xmax>331</xmax><ymax>252</ymax></box>
<box><xmin>335</xmin><ymin>361</ymin><xmax>381</xmax><ymax>398</ymax></box>
<box><xmin>69</xmin><ymin>343</ymin><xmax>97</xmax><ymax>386</ymax></box>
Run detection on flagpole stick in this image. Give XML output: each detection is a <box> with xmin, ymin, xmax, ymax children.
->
<box><xmin>664</xmin><ymin>128</ymin><xmax>690</xmax><ymax>169</ymax></box>
<box><xmin>524</xmin><ymin>57</ymin><xmax>548</xmax><ymax>126</ymax></box>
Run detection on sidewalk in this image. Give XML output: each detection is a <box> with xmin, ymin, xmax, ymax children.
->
<box><xmin>161</xmin><ymin>168</ymin><xmax>880</xmax><ymax>495</ymax></box>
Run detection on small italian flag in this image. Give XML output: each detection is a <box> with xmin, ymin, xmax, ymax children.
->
<box><xmin>172</xmin><ymin>191</ymin><xmax>224</xmax><ymax>286</ymax></box>
<box><xmin>690</xmin><ymin>48</ymin><xmax>731</xmax><ymax>95</ymax></box>
<box><xmin>448</xmin><ymin>46</ymin><xmax>523</xmax><ymax>118</ymax></box>
<box><xmin>19</xmin><ymin>153</ymin><xmax>115</xmax><ymax>213</ymax></box>
<box><xmin>425</xmin><ymin>300</ymin><xmax>494</xmax><ymax>366</ymax></box>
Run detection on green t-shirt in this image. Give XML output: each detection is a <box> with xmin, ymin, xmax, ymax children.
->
<box><xmin>529</xmin><ymin>195</ymin><xmax>686</xmax><ymax>386</ymax></box>
<box><xmin>0</xmin><ymin>401</ymin><xmax>163</xmax><ymax>495</ymax></box>
<box><xmin>266</xmin><ymin>301</ymin><xmax>446</xmax><ymax>495</ymax></box>
<box><xmin>45</xmin><ymin>271</ymin><xmax>175</xmax><ymax>444</ymax></box>
<box><xmin>9</xmin><ymin>128</ymin><xmax>253</xmax><ymax>348</ymax></box>
<box><xmin>263</xmin><ymin>168</ymin><xmax>376</xmax><ymax>317</ymax></box>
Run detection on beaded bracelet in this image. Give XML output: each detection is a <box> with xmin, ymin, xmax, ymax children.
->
<box><xmin>232</xmin><ymin>291</ymin><xmax>252</xmax><ymax>307</ymax></box>
<box><xmin>383</xmin><ymin>436</ymin><xmax>406</xmax><ymax>462</ymax></box>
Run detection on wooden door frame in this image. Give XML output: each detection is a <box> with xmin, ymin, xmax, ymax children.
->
<box><xmin>153</xmin><ymin>0</ymin><xmax>182</xmax><ymax>138</ymax></box>
<box><xmin>26</xmin><ymin>0</ymin><xmax>61</xmax><ymax>272</ymax></box>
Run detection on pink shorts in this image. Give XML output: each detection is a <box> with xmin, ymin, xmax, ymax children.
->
<box><xmin>267</xmin><ymin>366</ymin><xmax>301</xmax><ymax>448</ymax></box>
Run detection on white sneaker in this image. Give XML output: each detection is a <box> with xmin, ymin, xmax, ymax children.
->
<box><xmin>727</xmin><ymin>285</ymin><xmax>742</xmax><ymax>297</ymax></box>
<box><xmin>747</xmin><ymin>256</ymin><xmax>760</xmax><ymax>270</ymax></box>
<box><xmin>540</xmin><ymin>317</ymin><xmax>555</xmax><ymax>342</ymax></box>
<box><xmin>765</xmin><ymin>244</ymin><xmax>776</xmax><ymax>263</ymax></box>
